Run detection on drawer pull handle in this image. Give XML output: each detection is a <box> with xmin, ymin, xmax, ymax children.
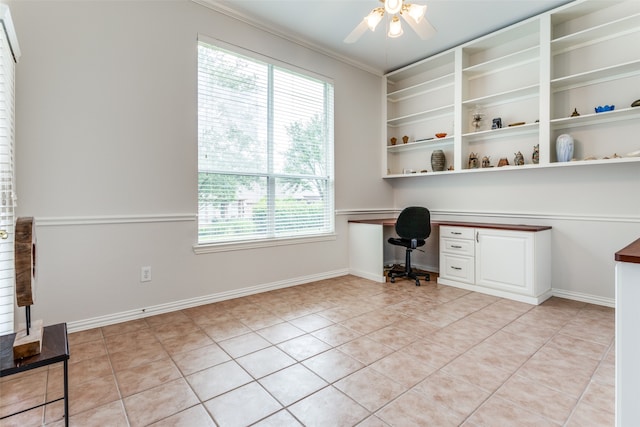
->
<box><xmin>451</xmin><ymin>266</ymin><xmax>462</xmax><ymax>270</ymax></box>
<box><xmin>451</xmin><ymin>245</ymin><xmax>462</xmax><ymax>249</ymax></box>
<box><xmin>451</xmin><ymin>232</ymin><xmax>462</xmax><ymax>235</ymax></box>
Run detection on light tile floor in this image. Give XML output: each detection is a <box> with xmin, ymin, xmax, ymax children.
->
<box><xmin>0</xmin><ymin>275</ymin><xmax>615</xmax><ymax>426</ymax></box>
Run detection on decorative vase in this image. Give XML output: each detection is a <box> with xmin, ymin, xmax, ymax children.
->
<box><xmin>431</xmin><ymin>150</ymin><xmax>445</xmax><ymax>171</ymax></box>
<box><xmin>556</xmin><ymin>134</ymin><xmax>574</xmax><ymax>162</ymax></box>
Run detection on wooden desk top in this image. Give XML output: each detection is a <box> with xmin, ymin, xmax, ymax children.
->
<box><xmin>615</xmin><ymin>238</ymin><xmax>640</xmax><ymax>264</ymax></box>
<box><xmin>349</xmin><ymin>218</ymin><xmax>551</xmax><ymax>232</ymax></box>
<box><xmin>1</xmin><ymin>323</ymin><xmax>69</xmax><ymax>375</ymax></box>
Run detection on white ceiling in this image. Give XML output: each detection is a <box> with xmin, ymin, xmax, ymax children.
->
<box><xmin>203</xmin><ymin>0</ymin><xmax>572</xmax><ymax>75</ymax></box>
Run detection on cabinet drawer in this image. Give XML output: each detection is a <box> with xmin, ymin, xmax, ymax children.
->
<box><xmin>441</xmin><ymin>237</ymin><xmax>474</xmax><ymax>256</ymax></box>
<box><xmin>440</xmin><ymin>254</ymin><xmax>474</xmax><ymax>284</ymax></box>
<box><xmin>440</xmin><ymin>226</ymin><xmax>474</xmax><ymax>240</ymax></box>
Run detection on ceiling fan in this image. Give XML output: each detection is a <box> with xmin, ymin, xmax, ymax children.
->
<box><xmin>344</xmin><ymin>0</ymin><xmax>436</xmax><ymax>43</ymax></box>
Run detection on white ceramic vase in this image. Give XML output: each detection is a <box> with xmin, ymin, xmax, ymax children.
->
<box><xmin>556</xmin><ymin>134</ymin><xmax>574</xmax><ymax>162</ymax></box>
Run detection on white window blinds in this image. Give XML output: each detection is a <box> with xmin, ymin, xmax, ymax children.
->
<box><xmin>0</xmin><ymin>4</ymin><xmax>20</xmax><ymax>334</ymax></box>
<box><xmin>197</xmin><ymin>39</ymin><xmax>335</xmax><ymax>244</ymax></box>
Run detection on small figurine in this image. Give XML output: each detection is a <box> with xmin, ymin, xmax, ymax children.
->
<box><xmin>390</xmin><ymin>137</ymin><xmax>397</xmax><ymax>146</ymax></box>
<box><xmin>491</xmin><ymin>118</ymin><xmax>502</xmax><ymax>129</ymax></box>
<box><xmin>402</xmin><ymin>135</ymin><xmax>409</xmax><ymax>144</ymax></box>
<box><xmin>468</xmin><ymin>152</ymin><xmax>479</xmax><ymax>169</ymax></box>
<box><xmin>481</xmin><ymin>156</ymin><xmax>491</xmax><ymax>168</ymax></box>
<box><xmin>498</xmin><ymin>158</ymin><xmax>509</xmax><ymax>167</ymax></box>
<box><xmin>471</xmin><ymin>105</ymin><xmax>484</xmax><ymax>131</ymax></box>
<box><xmin>571</xmin><ymin>108</ymin><xmax>580</xmax><ymax>117</ymax></box>
<box><xmin>532</xmin><ymin>144</ymin><xmax>539</xmax><ymax>164</ymax></box>
<box><xmin>514</xmin><ymin>151</ymin><xmax>524</xmax><ymax>166</ymax></box>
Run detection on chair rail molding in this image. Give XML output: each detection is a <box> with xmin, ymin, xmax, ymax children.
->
<box><xmin>36</xmin><ymin>213</ymin><xmax>197</xmax><ymax>227</ymax></box>
<box><xmin>338</xmin><ymin>208</ymin><xmax>640</xmax><ymax>224</ymax></box>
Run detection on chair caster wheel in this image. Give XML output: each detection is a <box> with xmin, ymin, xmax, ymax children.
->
<box><xmin>415</xmin><ymin>281</ymin><xmax>420</xmax><ymax>286</ymax></box>
<box><xmin>390</xmin><ymin>277</ymin><xmax>395</xmax><ymax>283</ymax></box>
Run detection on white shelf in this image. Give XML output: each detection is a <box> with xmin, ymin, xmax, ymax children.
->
<box><xmin>463</xmin><ymin>19</ymin><xmax>539</xmax><ymax>58</ymax></box>
<box><xmin>386</xmin><ymin>50</ymin><xmax>455</xmax><ymax>85</ymax></box>
<box><xmin>383</xmin><ymin>156</ymin><xmax>640</xmax><ymax>179</ymax></box>
<box><xmin>387</xmin><ymin>104</ymin><xmax>454</xmax><ymax>127</ymax></box>
<box><xmin>463</xmin><ymin>46</ymin><xmax>539</xmax><ymax>77</ymax></box>
<box><xmin>385</xmin><ymin>169</ymin><xmax>455</xmax><ymax>178</ymax></box>
<box><xmin>387</xmin><ymin>137</ymin><xmax>454</xmax><ymax>153</ymax></box>
<box><xmin>551</xmin><ymin>106</ymin><xmax>640</xmax><ymax>128</ymax></box>
<box><xmin>551</xmin><ymin>60</ymin><xmax>640</xmax><ymax>91</ymax></box>
<box><xmin>551</xmin><ymin>12</ymin><xmax>640</xmax><ymax>53</ymax></box>
<box><xmin>462</xmin><ymin>84</ymin><xmax>539</xmax><ymax>108</ymax></box>
<box><xmin>462</xmin><ymin>122</ymin><xmax>539</xmax><ymax>143</ymax></box>
<box><xmin>387</xmin><ymin>74</ymin><xmax>454</xmax><ymax>102</ymax></box>
<box><xmin>548</xmin><ymin>156</ymin><xmax>640</xmax><ymax>168</ymax></box>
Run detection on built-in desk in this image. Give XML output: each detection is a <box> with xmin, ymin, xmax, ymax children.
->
<box><xmin>348</xmin><ymin>218</ymin><xmax>552</xmax><ymax>304</ymax></box>
<box><xmin>615</xmin><ymin>237</ymin><xmax>640</xmax><ymax>426</ymax></box>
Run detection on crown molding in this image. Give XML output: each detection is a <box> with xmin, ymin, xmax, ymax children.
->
<box><xmin>190</xmin><ymin>0</ymin><xmax>383</xmax><ymax>77</ymax></box>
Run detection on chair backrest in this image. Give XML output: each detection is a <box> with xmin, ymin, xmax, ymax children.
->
<box><xmin>395</xmin><ymin>206</ymin><xmax>431</xmax><ymax>240</ymax></box>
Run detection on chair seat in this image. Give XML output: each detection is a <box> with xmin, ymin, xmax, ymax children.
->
<box><xmin>387</xmin><ymin>237</ymin><xmax>425</xmax><ymax>249</ymax></box>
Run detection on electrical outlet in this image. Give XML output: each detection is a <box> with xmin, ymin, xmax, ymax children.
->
<box><xmin>141</xmin><ymin>266</ymin><xmax>152</xmax><ymax>282</ymax></box>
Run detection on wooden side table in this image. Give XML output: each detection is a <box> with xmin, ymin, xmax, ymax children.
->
<box><xmin>1</xmin><ymin>323</ymin><xmax>70</xmax><ymax>426</ymax></box>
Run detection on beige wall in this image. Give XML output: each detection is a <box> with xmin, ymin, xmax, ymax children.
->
<box><xmin>10</xmin><ymin>0</ymin><xmax>392</xmax><ymax>328</ymax></box>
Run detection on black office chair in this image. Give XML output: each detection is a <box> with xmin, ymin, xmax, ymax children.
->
<box><xmin>387</xmin><ymin>206</ymin><xmax>431</xmax><ymax>286</ymax></box>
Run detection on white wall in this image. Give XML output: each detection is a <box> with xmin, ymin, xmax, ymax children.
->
<box><xmin>10</xmin><ymin>0</ymin><xmax>392</xmax><ymax>329</ymax></box>
<box><xmin>393</xmin><ymin>162</ymin><xmax>640</xmax><ymax>305</ymax></box>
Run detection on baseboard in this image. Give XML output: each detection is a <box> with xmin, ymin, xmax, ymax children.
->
<box><xmin>347</xmin><ymin>268</ymin><xmax>385</xmax><ymax>283</ymax></box>
<box><xmin>68</xmin><ymin>270</ymin><xmax>613</xmax><ymax>332</ymax></box>
<box><xmin>551</xmin><ymin>288</ymin><xmax>615</xmax><ymax>308</ymax></box>
<box><xmin>67</xmin><ymin>268</ymin><xmax>349</xmax><ymax>333</ymax></box>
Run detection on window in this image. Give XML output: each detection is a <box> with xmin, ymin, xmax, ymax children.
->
<box><xmin>197</xmin><ymin>38</ymin><xmax>335</xmax><ymax>245</ymax></box>
<box><xmin>0</xmin><ymin>4</ymin><xmax>20</xmax><ymax>334</ymax></box>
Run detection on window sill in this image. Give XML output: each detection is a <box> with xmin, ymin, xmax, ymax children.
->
<box><xmin>193</xmin><ymin>233</ymin><xmax>337</xmax><ymax>254</ymax></box>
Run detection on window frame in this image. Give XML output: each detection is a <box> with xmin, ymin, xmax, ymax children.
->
<box><xmin>195</xmin><ymin>36</ymin><xmax>336</xmax><ymax>251</ymax></box>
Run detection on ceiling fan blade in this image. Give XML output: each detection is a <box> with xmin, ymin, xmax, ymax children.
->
<box><xmin>401</xmin><ymin>13</ymin><xmax>436</xmax><ymax>40</ymax></box>
<box><xmin>344</xmin><ymin>19</ymin><xmax>369</xmax><ymax>44</ymax></box>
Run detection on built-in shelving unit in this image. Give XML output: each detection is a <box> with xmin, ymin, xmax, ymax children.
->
<box><xmin>385</xmin><ymin>50</ymin><xmax>456</xmax><ymax>175</ymax></box>
<box><xmin>383</xmin><ymin>0</ymin><xmax>640</xmax><ymax>177</ymax></box>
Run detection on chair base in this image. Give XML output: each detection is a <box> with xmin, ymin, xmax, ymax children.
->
<box><xmin>388</xmin><ymin>267</ymin><xmax>430</xmax><ymax>286</ymax></box>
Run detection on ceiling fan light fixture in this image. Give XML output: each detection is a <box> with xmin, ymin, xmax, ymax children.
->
<box><xmin>384</xmin><ymin>0</ymin><xmax>403</xmax><ymax>15</ymax></box>
<box><xmin>406</xmin><ymin>3</ymin><xmax>427</xmax><ymax>24</ymax></box>
<box><xmin>388</xmin><ymin>15</ymin><xmax>404</xmax><ymax>38</ymax></box>
<box><xmin>365</xmin><ymin>8</ymin><xmax>384</xmax><ymax>31</ymax></box>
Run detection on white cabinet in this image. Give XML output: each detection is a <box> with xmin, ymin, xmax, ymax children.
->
<box><xmin>384</xmin><ymin>0</ymin><xmax>640</xmax><ymax>178</ymax></box>
<box><xmin>615</xmin><ymin>238</ymin><xmax>640</xmax><ymax>426</ymax></box>
<box><xmin>438</xmin><ymin>224</ymin><xmax>552</xmax><ymax>305</ymax></box>
<box><xmin>439</xmin><ymin>226</ymin><xmax>475</xmax><ymax>284</ymax></box>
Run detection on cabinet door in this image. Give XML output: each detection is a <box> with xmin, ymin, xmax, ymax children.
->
<box><xmin>475</xmin><ymin>229</ymin><xmax>533</xmax><ymax>295</ymax></box>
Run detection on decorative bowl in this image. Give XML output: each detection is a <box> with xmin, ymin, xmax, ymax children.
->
<box><xmin>595</xmin><ymin>105</ymin><xmax>615</xmax><ymax>113</ymax></box>
<box><xmin>435</xmin><ymin>133</ymin><xmax>447</xmax><ymax>138</ymax></box>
